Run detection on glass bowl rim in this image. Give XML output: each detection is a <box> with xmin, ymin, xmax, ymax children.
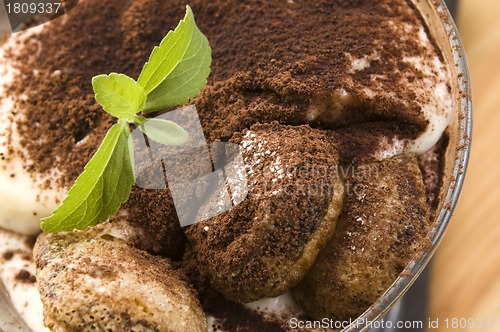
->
<box><xmin>346</xmin><ymin>0</ymin><xmax>473</xmax><ymax>330</ymax></box>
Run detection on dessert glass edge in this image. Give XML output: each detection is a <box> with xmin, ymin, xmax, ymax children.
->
<box><xmin>0</xmin><ymin>0</ymin><xmax>472</xmax><ymax>331</ymax></box>
<box><xmin>350</xmin><ymin>0</ymin><xmax>472</xmax><ymax>330</ymax></box>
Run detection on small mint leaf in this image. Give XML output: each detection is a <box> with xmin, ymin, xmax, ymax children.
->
<box><xmin>40</xmin><ymin>121</ymin><xmax>135</xmax><ymax>232</ymax></box>
<box><xmin>92</xmin><ymin>73</ymin><xmax>146</xmax><ymax>121</ymax></box>
<box><xmin>41</xmin><ymin>7</ymin><xmax>211</xmax><ymax>233</ymax></box>
<box><xmin>139</xmin><ymin>118</ymin><xmax>188</xmax><ymax>146</ymax></box>
<box><xmin>138</xmin><ymin>5</ymin><xmax>211</xmax><ymax>112</ymax></box>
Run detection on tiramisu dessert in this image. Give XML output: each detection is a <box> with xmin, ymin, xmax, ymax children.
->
<box><xmin>0</xmin><ymin>0</ymin><xmax>453</xmax><ymax>331</ymax></box>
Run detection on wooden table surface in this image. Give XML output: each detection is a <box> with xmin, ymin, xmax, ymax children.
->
<box><xmin>428</xmin><ymin>1</ymin><xmax>500</xmax><ymax>330</ymax></box>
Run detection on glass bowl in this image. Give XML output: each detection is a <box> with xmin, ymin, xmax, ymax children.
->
<box><xmin>0</xmin><ymin>0</ymin><xmax>472</xmax><ymax>331</ymax></box>
<box><xmin>347</xmin><ymin>0</ymin><xmax>472</xmax><ymax>330</ymax></box>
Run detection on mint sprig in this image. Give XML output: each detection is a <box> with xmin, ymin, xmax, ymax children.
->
<box><xmin>138</xmin><ymin>6</ymin><xmax>211</xmax><ymax>112</ymax></box>
<box><xmin>41</xmin><ymin>6</ymin><xmax>211</xmax><ymax>232</ymax></box>
<box><xmin>41</xmin><ymin>121</ymin><xmax>134</xmax><ymax>232</ymax></box>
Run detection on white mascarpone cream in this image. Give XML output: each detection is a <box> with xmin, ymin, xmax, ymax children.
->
<box><xmin>0</xmin><ymin>25</ymin><xmax>66</xmax><ymax>236</ymax></box>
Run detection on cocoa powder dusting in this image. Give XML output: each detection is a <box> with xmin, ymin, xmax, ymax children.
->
<box><xmin>7</xmin><ymin>0</ymin><xmax>438</xmax><ymax>179</ymax></box>
<box><xmin>1</xmin><ymin>0</ymin><xmax>450</xmax><ymax>329</ymax></box>
<box><xmin>419</xmin><ymin>133</ymin><xmax>449</xmax><ymax>211</ymax></box>
<box><xmin>186</xmin><ymin>123</ymin><xmax>342</xmax><ymax>303</ymax></box>
<box><xmin>2</xmin><ymin>251</ymin><xmax>14</xmax><ymax>260</ymax></box>
<box><xmin>15</xmin><ymin>269</ymin><xmax>37</xmax><ymax>284</ymax></box>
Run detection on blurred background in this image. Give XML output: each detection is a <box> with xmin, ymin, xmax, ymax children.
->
<box><xmin>428</xmin><ymin>0</ymin><xmax>500</xmax><ymax>331</ymax></box>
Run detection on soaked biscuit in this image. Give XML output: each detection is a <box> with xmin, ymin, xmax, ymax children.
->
<box><xmin>292</xmin><ymin>154</ymin><xmax>431</xmax><ymax>320</ymax></box>
<box><xmin>186</xmin><ymin>123</ymin><xmax>345</xmax><ymax>303</ymax></box>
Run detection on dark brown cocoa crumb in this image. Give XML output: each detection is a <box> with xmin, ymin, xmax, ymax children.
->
<box><xmin>24</xmin><ymin>236</ymin><xmax>37</xmax><ymax>249</ymax></box>
<box><xmin>185</xmin><ymin>123</ymin><xmax>343</xmax><ymax>302</ymax></box>
<box><xmin>2</xmin><ymin>251</ymin><xmax>14</xmax><ymax>260</ymax></box>
<box><xmin>15</xmin><ymin>269</ymin><xmax>36</xmax><ymax>283</ymax></box>
<box><xmin>1</xmin><ymin>249</ymin><xmax>32</xmax><ymax>260</ymax></box>
<box><xmin>6</xmin><ymin>0</ymin><xmax>439</xmax><ymax>182</ymax></box>
<box><xmin>122</xmin><ymin>188</ymin><xmax>186</xmax><ymax>259</ymax></box>
<box><xmin>331</xmin><ymin>121</ymin><xmax>419</xmax><ymax>163</ymax></box>
<box><xmin>419</xmin><ymin>133</ymin><xmax>449</xmax><ymax>212</ymax></box>
<box><xmin>293</xmin><ymin>154</ymin><xmax>431</xmax><ymax>321</ymax></box>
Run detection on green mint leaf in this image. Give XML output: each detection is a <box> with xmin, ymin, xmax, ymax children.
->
<box><xmin>40</xmin><ymin>121</ymin><xmax>135</xmax><ymax>232</ymax></box>
<box><xmin>92</xmin><ymin>73</ymin><xmax>146</xmax><ymax>121</ymax></box>
<box><xmin>138</xmin><ymin>5</ymin><xmax>211</xmax><ymax>112</ymax></box>
<box><xmin>139</xmin><ymin>118</ymin><xmax>189</xmax><ymax>146</ymax></box>
<box><xmin>41</xmin><ymin>7</ymin><xmax>210</xmax><ymax>233</ymax></box>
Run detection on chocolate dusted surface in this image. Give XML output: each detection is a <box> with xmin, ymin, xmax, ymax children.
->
<box><xmin>185</xmin><ymin>123</ymin><xmax>345</xmax><ymax>303</ymax></box>
<box><xmin>122</xmin><ymin>188</ymin><xmax>185</xmax><ymax>258</ymax></box>
<box><xmin>419</xmin><ymin>133</ymin><xmax>449</xmax><ymax>211</ymax></box>
<box><xmin>2</xmin><ymin>0</ymin><xmax>188</xmax><ymax>255</ymax></box>
<box><xmin>330</xmin><ymin>121</ymin><xmax>419</xmax><ymax>163</ymax></box>
<box><xmin>2</xmin><ymin>0</ymin><xmax>446</xmax><ymax>256</ymax></box>
<box><xmin>4</xmin><ymin>0</ymin><xmax>443</xmax><ymax>179</ymax></box>
<box><xmin>1</xmin><ymin>0</ymin><xmax>446</xmax><ymax>251</ymax></box>
<box><xmin>292</xmin><ymin>154</ymin><xmax>431</xmax><ymax>321</ymax></box>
